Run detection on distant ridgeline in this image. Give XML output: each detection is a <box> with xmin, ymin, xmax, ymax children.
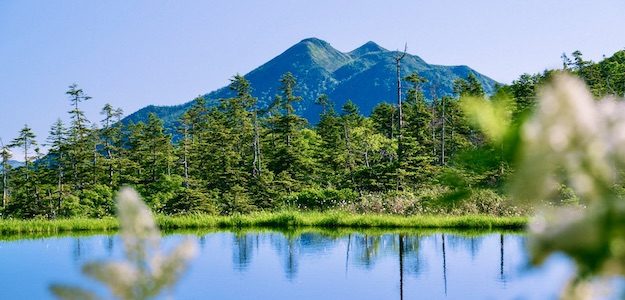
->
<box><xmin>122</xmin><ymin>38</ymin><xmax>498</xmax><ymax>134</ymax></box>
<box><xmin>0</xmin><ymin>160</ymin><xmax>23</xmax><ymax>171</ymax></box>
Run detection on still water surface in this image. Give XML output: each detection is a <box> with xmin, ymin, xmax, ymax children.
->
<box><xmin>0</xmin><ymin>230</ymin><xmax>575</xmax><ymax>299</ymax></box>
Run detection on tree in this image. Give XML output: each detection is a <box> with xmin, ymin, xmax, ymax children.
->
<box><xmin>9</xmin><ymin>124</ymin><xmax>37</xmax><ymax>181</ymax></box>
<box><xmin>453</xmin><ymin>72</ymin><xmax>485</xmax><ymax>98</ymax></box>
<box><xmin>315</xmin><ymin>94</ymin><xmax>343</xmax><ymax>185</ymax></box>
<box><xmin>371</xmin><ymin>103</ymin><xmax>397</xmax><ymax>140</ymax></box>
<box><xmin>100</xmin><ymin>104</ymin><xmax>124</xmax><ymax>187</ymax></box>
<box><xmin>400</xmin><ymin>73</ymin><xmax>435</xmax><ymax>186</ymax></box>
<box><xmin>47</xmin><ymin>119</ymin><xmax>68</xmax><ymax>215</ymax></box>
<box><xmin>65</xmin><ymin>84</ymin><xmax>93</xmax><ymax>190</ymax></box>
<box><xmin>0</xmin><ymin>139</ymin><xmax>11</xmax><ymax>208</ymax></box>
<box><xmin>267</xmin><ymin>72</ymin><xmax>312</xmax><ymax>190</ymax></box>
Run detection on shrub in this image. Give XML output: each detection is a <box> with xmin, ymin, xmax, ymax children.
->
<box><xmin>282</xmin><ymin>188</ymin><xmax>358</xmax><ymax>210</ymax></box>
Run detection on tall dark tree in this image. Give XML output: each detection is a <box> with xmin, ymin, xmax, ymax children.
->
<box><xmin>267</xmin><ymin>72</ymin><xmax>311</xmax><ymax>191</ymax></box>
<box><xmin>453</xmin><ymin>72</ymin><xmax>485</xmax><ymax>98</ymax></box>
<box><xmin>100</xmin><ymin>104</ymin><xmax>124</xmax><ymax>186</ymax></box>
<box><xmin>315</xmin><ymin>94</ymin><xmax>343</xmax><ymax>185</ymax></box>
<box><xmin>47</xmin><ymin>119</ymin><xmax>68</xmax><ymax>214</ymax></box>
<box><xmin>9</xmin><ymin>125</ymin><xmax>37</xmax><ymax>181</ymax></box>
<box><xmin>0</xmin><ymin>139</ymin><xmax>11</xmax><ymax>208</ymax></box>
<box><xmin>400</xmin><ymin>73</ymin><xmax>435</xmax><ymax>185</ymax></box>
<box><xmin>65</xmin><ymin>84</ymin><xmax>92</xmax><ymax>189</ymax></box>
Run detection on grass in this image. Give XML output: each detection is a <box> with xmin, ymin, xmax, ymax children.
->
<box><xmin>0</xmin><ymin>211</ymin><xmax>527</xmax><ymax>237</ymax></box>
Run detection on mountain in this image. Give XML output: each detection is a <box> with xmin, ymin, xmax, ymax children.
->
<box><xmin>123</xmin><ymin>38</ymin><xmax>499</xmax><ymax>132</ymax></box>
<box><xmin>0</xmin><ymin>160</ymin><xmax>24</xmax><ymax>171</ymax></box>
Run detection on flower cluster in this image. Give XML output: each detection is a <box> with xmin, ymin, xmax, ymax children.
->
<box><xmin>51</xmin><ymin>187</ymin><xmax>197</xmax><ymax>300</ymax></box>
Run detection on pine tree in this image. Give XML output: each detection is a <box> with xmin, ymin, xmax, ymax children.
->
<box><xmin>400</xmin><ymin>73</ymin><xmax>435</xmax><ymax>186</ymax></box>
<box><xmin>315</xmin><ymin>94</ymin><xmax>343</xmax><ymax>185</ymax></box>
<box><xmin>0</xmin><ymin>139</ymin><xmax>11</xmax><ymax>208</ymax></box>
<box><xmin>100</xmin><ymin>104</ymin><xmax>124</xmax><ymax>187</ymax></box>
<box><xmin>267</xmin><ymin>72</ymin><xmax>311</xmax><ymax>191</ymax></box>
<box><xmin>453</xmin><ymin>72</ymin><xmax>485</xmax><ymax>98</ymax></box>
<box><xmin>66</xmin><ymin>84</ymin><xmax>93</xmax><ymax>190</ymax></box>
<box><xmin>9</xmin><ymin>125</ymin><xmax>37</xmax><ymax>181</ymax></box>
<box><xmin>47</xmin><ymin>119</ymin><xmax>68</xmax><ymax>215</ymax></box>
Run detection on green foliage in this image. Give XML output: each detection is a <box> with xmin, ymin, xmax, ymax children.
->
<box><xmin>281</xmin><ymin>188</ymin><xmax>358</xmax><ymax>210</ymax></box>
<box><xmin>10</xmin><ymin>49</ymin><xmax>625</xmax><ymax>222</ymax></box>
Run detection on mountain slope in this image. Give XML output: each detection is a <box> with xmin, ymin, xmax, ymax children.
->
<box><xmin>123</xmin><ymin>38</ymin><xmax>499</xmax><ymax>132</ymax></box>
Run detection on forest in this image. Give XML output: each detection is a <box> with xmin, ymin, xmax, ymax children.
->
<box><xmin>1</xmin><ymin>50</ymin><xmax>624</xmax><ymax>219</ymax></box>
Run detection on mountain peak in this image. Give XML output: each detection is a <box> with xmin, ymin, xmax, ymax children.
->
<box><xmin>123</xmin><ymin>38</ymin><xmax>499</xmax><ymax>132</ymax></box>
<box><xmin>280</xmin><ymin>37</ymin><xmax>350</xmax><ymax>72</ymax></box>
<box><xmin>350</xmin><ymin>41</ymin><xmax>387</xmax><ymax>56</ymax></box>
<box><xmin>298</xmin><ymin>37</ymin><xmax>329</xmax><ymax>46</ymax></box>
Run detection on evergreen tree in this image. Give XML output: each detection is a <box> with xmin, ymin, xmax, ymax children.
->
<box><xmin>9</xmin><ymin>125</ymin><xmax>37</xmax><ymax>181</ymax></box>
<box><xmin>453</xmin><ymin>72</ymin><xmax>485</xmax><ymax>98</ymax></box>
<box><xmin>315</xmin><ymin>94</ymin><xmax>343</xmax><ymax>185</ymax></box>
<box><xmin>400</xmin><ymin>73</ymin><xmax>435</xmax><ymax>186</ymax></box>
<box><xmin>65</xmin><ymin>84</ymin><xmax>93</xmax><ymax>190</ymax></box>
<box><xmin>100</xmin><ymin>104</ymin><xmax>124</xmax><ymax>187</ymax></box>
<box><xmin>267</xmin><ymin>72</ymin><xmax>311</xmax><ymax>191</ymax></box>
<box><xmin>46</xmin><ymin>119</ymin><xmax>68</xmax><ymax>215</ymax></box>
<box><xmin>0</xmin><ymin>139</ymin><xmax>11</xmax><ymax>208</ymax></box>
<box><xmin>370</xmin><ymin>103</ymin><xmax>397</xmax><ymax>140</ymax></box>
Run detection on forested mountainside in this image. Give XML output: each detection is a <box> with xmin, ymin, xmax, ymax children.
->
<box><xmin>123</xmin><ymin>38</ymin><xmax>498</xmax><ymax>133</ymax></box>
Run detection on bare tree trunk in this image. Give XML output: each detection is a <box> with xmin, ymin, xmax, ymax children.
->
<box><xmin>441</xmin><ymin>97</ymin><xmax>446</xmax><ymax>166</ymax></box>
<box><xmin>2</xmin><ymin>162</ymin><xmax>7</xmax><ymax>208</ymax></box>
<box><xmin>93</xmin><ymin>143</ymin><xmax>98</xmax><ymax>185</ymax></box>
<box><xmin>57</xmin><ymin>152</ymin><xmax>63</xmax><ymax>217</ymax></box>
<box><xmin>252</xmin><ymin>111</ymin><xmax>261</xmax><ymax>177</ymax></box>
<box><xmin>183</xmin><ymin>126</ymin><xmax>189</xmax><ymax>188</ymax></box>
<box><xmin>399</xmin><ymin>234</ymin><xmax>405</xmax><ymax>300</ymax></box>
<box><xmin>343</xmin><ymin>122</ymin><xmax>356</xmax><ymax>190</ymax></box>
<box><xmin>442</xmin><ymin>233</ymin><xmax>448</xmax><ymax>296</ymax></box>
<box><xmin>394</xmin><ymin>44</ymin><xmax>407</xmax><ymax>190</ymax></box>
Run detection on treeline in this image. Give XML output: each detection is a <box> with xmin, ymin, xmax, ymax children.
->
<box><xmin>1</xmin><ymin>50</ymin><xmax>623</xmax><ymax>219</ymax></box>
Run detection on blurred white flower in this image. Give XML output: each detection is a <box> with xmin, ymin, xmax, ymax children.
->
<box><xmin>51</xmin><ymin>187</ymin><xmax>197</xmax><ymax>300</ymax></box>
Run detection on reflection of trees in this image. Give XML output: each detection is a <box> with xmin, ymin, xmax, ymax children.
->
<box><xmin>442</xmin><ymin>234</ymin><xmax>448</xmax><ymax>296</ymax></box>
<box><xmin>199</xmin><ymin>235</ymin><xmax>206</xmax><ymax>250</ymax></box>
<box><xmin>105</xmin><ymin>236</ymin><xmax>114</xmax><ymax>257</ymax></box>
<box><xmin>401</xmin><ymin>235</ymin><xmax>423</xmax><ymax>276</ymax></box>
<box><xmin>499</xmin><ymin>234</ymin><xmax>506</xmax><ymax>284</ymax></box>
<box><xmin>446</xmin><ymin>235</ymin><xmax>484</xmax><ymax>260</ymax></box>
<box><xmin>72</xmin><ymin>238</ymin><xmax>82</xmax><ymax>264</ymax></box>
<box><xmin>221</xmin><ymin>230</ymin><xmax>510</xmax><ymax>286</ymax></box>
<box><xmin>233</xmin><ymin>232</ymin><xmax>257</xmax><ymax>271</ymax></box>
<box><xmin>353</xmin><ymin>235</ymin><xmax>382</xmax><ymax>269</ymax></box>
<box><xmin>269</xmin><ymin>232</ymin><xmax>300</xmax><ymax>280</ymax></box>
<box><xmin>399</xmin><ymin>234</ymin><xmax>404</xmax><ymax>300</ymax></box>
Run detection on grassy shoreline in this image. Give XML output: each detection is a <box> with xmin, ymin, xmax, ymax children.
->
<box><xmin>0</xmin><ymin>211</ymin><xmax>527</xmax><ymax>236</ymax></box>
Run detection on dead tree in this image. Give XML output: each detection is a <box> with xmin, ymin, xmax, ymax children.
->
<box><xmin>394</xmin><ymin>44</ymin><xmax>407</xmax><ymax>189</ymax></box>
<box><xmin>0</xmin><ymin>138</ymin><xmax>9</xmax><ymax>208</ymax></box>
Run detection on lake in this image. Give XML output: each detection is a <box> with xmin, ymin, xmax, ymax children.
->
<box><xmin>0</xmin><ymin>229</ymin><xmax>575</xmax><ymax>299</ymax></box>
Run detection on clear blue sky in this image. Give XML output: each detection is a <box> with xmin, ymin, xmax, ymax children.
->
<box><xmin>1</xmin><ymin>0</ymin><xmax>624</xmax><ymax>150</ymax></box>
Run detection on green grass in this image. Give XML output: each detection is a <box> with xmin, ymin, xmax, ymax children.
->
<box><xmin>0</xmin><ymin>211</ymin><xmax>527</xmax><ymax>237</ymax></box>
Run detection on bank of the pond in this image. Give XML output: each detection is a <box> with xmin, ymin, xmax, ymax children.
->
<box><xmin>0</xmin><ymin>212</ymin><xmax>527</xmax><ymax>235</ymax></box>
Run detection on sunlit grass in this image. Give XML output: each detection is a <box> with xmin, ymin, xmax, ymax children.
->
<box><xmin>0</xmin><ymin>212</ymin><xmax>526</xmax><ymax>236</ymax></box>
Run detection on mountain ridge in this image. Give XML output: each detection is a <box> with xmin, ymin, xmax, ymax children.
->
<box><xmin>123</xmin><ymin>38</ymin><xmax>499</xmax><ymax>132</ymax></box>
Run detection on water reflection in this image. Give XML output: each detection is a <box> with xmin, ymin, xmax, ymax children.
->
<box><xmin>0</xmin><ymin>230</ymin><xmax>573</xmax><ymax>299</ymax></box>
<box><xmin>224</xmin><ymin>230</ymin><xmax>525</xmax><ymax>298</ymax></box>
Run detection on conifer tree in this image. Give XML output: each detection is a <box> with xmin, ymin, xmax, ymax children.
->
<box><xmin>400</xmin><ymin>73</ymin><xmax>435</xmax><ymax>186</ymax></box>
<box><xmin>9</xmin><ymin>125</ymin><xmax>37</xmax><ymax>181</ymax></box>
<box><xmin>47</xmin><ymin>119</ymin><xmax>68</xmax><ymax>214</ymax></box>
<box><xmin>66</xmin><ymin>84</ymin><xmax>93</xmax><ymax>189</ymax></box>
<box><xmin>100</xmin><ymin>104</ymin><xmax>124</xmax><ymax>187</ymax></box>
<box><xmin>0</xmin><ymin>139</ymin><xmax>11</xmax><ymax>208</ymax></box>
<box><xmin>268</xmin><ymin>72</ymin><xmax>310</xmax><ymax>190</ymax></box>
<box><xmin>315</xmin><ymin>94</ymin><xmax>342</xmax><ymax>185</ymax></box>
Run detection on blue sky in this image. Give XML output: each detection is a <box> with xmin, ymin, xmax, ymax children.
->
<box><xmin>1</xmin><ymin>0</ymin><xmax>624</xmax><ymax>150</ymax></box>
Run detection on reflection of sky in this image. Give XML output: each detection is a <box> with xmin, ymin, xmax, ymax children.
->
<box><xmin>0</xmin><ymin>232</ymin><xmax>577</xmax><ymax>299</ymax></box>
